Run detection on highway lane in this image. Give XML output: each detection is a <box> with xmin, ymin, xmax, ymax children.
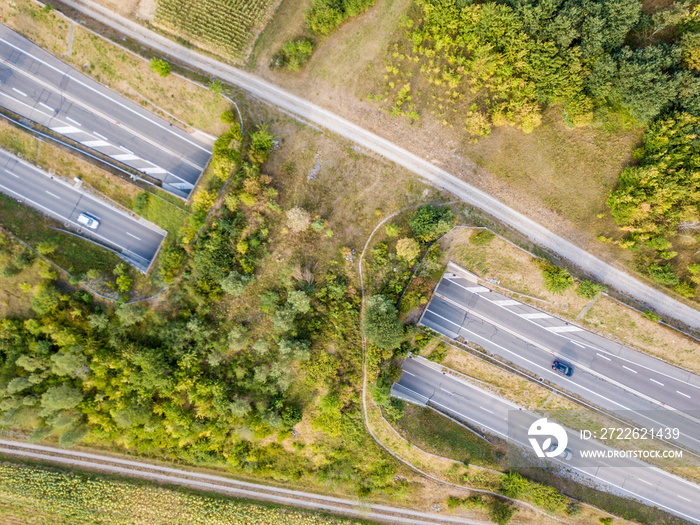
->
<box><xmin>393</xmin><ymin>356</ymin><xmax>700</xmax><ymax>524</ymax></box>
<box><xmin>420</xmin><ymin>268</ymin><xmax>700</xmax><ymax>453</ymax></box>
<box><xmin>0</xmin><ymin>148</ymin><xmax>166</xmax><ymax>271</ymax></box>
<box><xmin>0</xmin><ymin>24</ymin><xmax>213</xmax><ymax>198</ymax></box>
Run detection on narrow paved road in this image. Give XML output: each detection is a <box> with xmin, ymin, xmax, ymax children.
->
<box><xmin>0</xmin><ymin>439</ymin><xmax>489</xmax><ymax>525</ymax></box>
<box><xmin>0</xmin><ymin>148</ymin><xmax>165</xmax><ymax>271</ymax></box>
<box><xmin>393</xmin><ymin>357</ymin><xmax>700</xmax><ymax>524</ymax></box>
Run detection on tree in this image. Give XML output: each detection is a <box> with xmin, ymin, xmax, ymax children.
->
<box><xmin>363</xmin><ymin>295</ymin><xmax>403</xmax><ymax>350</ymax></box>
<box><xmin>409</xmin><ymin>205</ymin><xmax>456</xmax><ymax>242</ymax></box>
<box><xmin>220</xmin><ymin>270</ymin><xmax>254</xmax><ymax>296</ymax></box>
<box><xmin>249</xmin><ymin>127</ymin><xmax>275</xmax><ymax>165</ymax></box>
<box><xmin>40</xmin><ymin>384</ymin><xmax>83</xmax><ymax>413</ymax></box>
<box><xmin>116</xmin><ymin>303</ymin><xmax>146</xmax><ymax>327</ymax></box>
<box><xmin>286</xmin><ymin>207</ymin><xmax>311</xmax><ymax>233</ymax></box>
<box><xmin>396</xmin><ymin>238</ymin><xmax>420</xmax><ymax>263</ymax></box>
<box><xmin>149</xmin><ymin>57</ymin><xmax>171</xmax><ymax>77</ymax></box>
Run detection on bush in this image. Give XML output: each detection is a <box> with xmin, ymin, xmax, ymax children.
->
<box><xmin>385</xmin><ymin>223</ymin><xmax>399</xmax><ymax>238</ymax></box>
<box><xmin>149</xmin><ymin>57</ymin><xmax>171</xmax><ymax>77</ymax></box>
<box><xmin>469</xmin><ymin>229</ymin><xmax>495</xmax><ymax>246</ymax></box>
<box><xmin>133</xmin><ymin>192</ymin><xmax>149</xmax><ymax>214</ymax></box>
<box><xmin>409</xmin><ymin>205</ymin><xmax>457</xmax><ymax>242</ymax></box>
<box><xmin>648</xmin><ymin>263</ymin><xmax>679</xmax><ymax>286</ymax></box>
<box><xmin>363</xmin><ymin>295</ymin><xmax>404</xmax><ymax>350</ymax></box>
<box><xmin>576</xmin><ymin>279</ymin><xmax>606</xmax><ymax>299</ymax></box>
<box><xmin>306</xmin><ymin>0</ymin><xmax>376</xmax><ymax>35</ymax></box>
<box><xmin>36</xmin><ymin>242</ymin><xmax>58</xmax><ymax>255</ymax></box>
<box><xmin>286</xmin><ymin>207</ymin><xmax>311</xmax><ymax>233</ymax></box>
<box><xmin>275</xmin><ymin>39</ymin><xmax>315</xmax><ymax>71</ymax></box>
<box><xmin>488</xmin><ymin>499</ymin><xmax>515</xmax><ymax>525</ymax></box>
<box><xmin>540</xmin><ymin>263</ymin><xmax>574</xmax><ymax>294</ymax></box>
<box><xmin>396</xmin><ymin>237</ymin><xmax>420</xmax><ymax>263</ymax></box>
<box><xmin>249</xmin><ymin>127</ymin><xmax>275</xmax><ymax>165</ymax></box>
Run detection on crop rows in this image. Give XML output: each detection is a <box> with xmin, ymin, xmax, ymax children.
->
<box><xmin>0</xmin><ymin>463</ymin><xmax>365</xmax><ymax>525</ymax></box>
<box><xmin>155</xmin><ymin>0</ymin><xmax>277</xmax><ymax>60</ymax></box>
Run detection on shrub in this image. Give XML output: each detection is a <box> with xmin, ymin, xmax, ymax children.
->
<box><xmin>36</xmin><ymin>242</ymin><xmax>58</xmax><ymax>255</ymax></box>
<box><xmin>540</xmin><ymin>263</ymin><xmax>574</xmax><ymax>294</ymax></box>
<box><xmin>396</xmin><ymin>237</ymin><xmax>420</xmax><ymax>263</ymax></box>
<box><xmin>286</xmin><ymin>207</ymin><xmax>311</xmax><ymax>233</ymax></box>
<box><xmin>488</xmin><ymin>499</ymin><xmax>515</xmax><ymax>525</ymax></box>
<box><xmin>219</xmin><ymin>270</ymin><xmax>254</xmax><ymax>297</ymax></box>
<box><xmin>648</xmin><ymin>263</ymin><xmax>679</xmax><ymax>286</ymax></box>
<box><xmin>674</xmin><ymin>280</ymin><xmax>696</xmax><ymax>297</ymax></box>
<box><xmin>275</xmin><ymin>39</ymin><xmax>315</xmax><ymax>71</ymax></box>
<box><xmin>469</xmin><ymin>229</ymin><xmax>495</xmax><ymax>246</ymax></box>
<box><xmin>409</xmin><ymin>205</ymin><xmax>456</xmax><ymax>242</ymax></box>
<box><xmin>133</xmin><ymin>192</ymin><xmax>149</xmax><ymax>214</ymax></box>
<box><xmin>576</xmin><ymin>279</ymin><xmax>606</xmax><ymax>299</ymax></box>
<box><xmin>385</xmin><ymin>223</ymin><xmax>399</xmax><ymax>237</ymax></box>
<box><xmin>149</xmin><ymin>57</ymin><xmax>171</xmax><ymax>77</ymax></box>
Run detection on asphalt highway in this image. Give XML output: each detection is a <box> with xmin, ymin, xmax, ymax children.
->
<box><xmin>420</xmin><ymin>268</ymin><xmax>700</xmax><ymax>453</ymax></box>
<box><xmin>0</xmin><ymin>148</ymin><xmax>166</xmax><ymax>271</ymax></box>
<box><xmin>0</xmin><ymin>24</ymin><xmax>213</xmax><ymax>198</ymax></box>
<box><xmin>393</xmin><ymin>356</ymin><xmax>700</xmax><ymax>524</ymax></box>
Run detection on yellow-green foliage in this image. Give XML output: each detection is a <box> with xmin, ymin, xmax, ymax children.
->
<box><xmin>378</xmin><ymin>0</ymin><xmax>597</xmax><ymax>133</ymax></box>
<box><xmin>154</xmin><ymin>0</ymin><xmax>277</xmax><ymax>61</ymax></box>
<box><xmin>0</xmin><ymin>463</ymin><xmax>367</xmax><ymax>524</ymax></box>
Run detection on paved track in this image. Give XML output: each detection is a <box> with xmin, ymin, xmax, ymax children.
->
<box><xmin>55</xmin><ymin>0</ymin><xmax>700</xmax><ymax>330</ymax></box>
<box><xmin>0</xmin><ymin>148</ymin><xmax>165</xmax><ymax>271</ymax></box>
<box><xmin>420</xmin><ymin>268</ymin><xmax>700</xmax><ymax>453</ymax></box>
<box><xmin>0</xmin><ymin>24</ymin><xmax>213</xmax><ymax>198</ymax></box>
<box><xmin>393</xmin><ymin>356</ymin><xmax>700</xmax><ymax>524</ymax></box>
<box><xmin>0</xmin><ymin>439</ymin><xmax>489</xmax><ymax>525</ymax></box>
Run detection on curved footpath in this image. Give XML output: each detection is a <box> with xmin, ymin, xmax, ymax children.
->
<box><xmin>55</xmin><ymin>0</ymin><xmax>700</xmax><ymax>332</ymax></box>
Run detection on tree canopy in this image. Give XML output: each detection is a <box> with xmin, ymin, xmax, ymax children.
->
<box><xmin>363</xmin><ymin>295</ymin><xmax>404</xmax><ymax>350</ymax></box>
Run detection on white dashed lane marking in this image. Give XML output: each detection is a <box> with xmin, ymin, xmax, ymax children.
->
<box><xmin>650</xmin><ymin>378</ymin><xmax>664</xmax><ymax>386</ymax></box>
<box><xmin>125</xmin><ymin>232</ymin><xmax>141</xmax><ymax>241</ymax></box>
<box><xmin>520</xmin><ymin>313</ymin><xmax>550</xmax><ymax>319</ymax></box>
<box><xmin>597</xmin><ymin>353</ymin><xmax>611</xmax><ymax>361</ymax></box>
<box><xmin>38</xmin><ymin>102</ymin><xmax>54</xmax><ymax>112</ymax></box>
<box><xmin>677</xmin><ymin>391</ymin><xmax>691</xmax><ymax>399</ymax></box>
<box><xmin>12</xmin><ymin>87</ymin><xmax>26</xmax><ymax>97</ymax></box>
<box><xmin>45</xmin><ymin>191</ymin><xmax>60</xmax><ymax>199</ymax></box>
<box><xmin>51</xmin><ymin>125</ymin><xmax>80</xmax><ymax>134</ymax></box>
<box><xmin>66</xmin><ymin>117</ymin><xmax>81</xmax><ymax>126</ymax></box>
<box><xmin>547</xmin><ymin>325</ymin><xmax>583</xmax><ymax>333</ymax></box>
<box><xmin>622</xmin><ymin>365</ymin><xmax>638</xmax><ymax>374</ymax></box>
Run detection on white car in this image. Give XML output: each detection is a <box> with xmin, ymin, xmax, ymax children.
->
<box><xmin>77</xmin><ymin>212</ymin><xmax>100</xmax><ymax>230</ymax></box>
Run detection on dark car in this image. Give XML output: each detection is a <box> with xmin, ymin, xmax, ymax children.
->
<box><xmin>552</xmin><ymin>360</ymin><xmax>573</xmax><ymax>376</ymax></box>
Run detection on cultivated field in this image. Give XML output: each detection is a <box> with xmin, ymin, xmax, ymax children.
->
<box><xmin>0</xmin><ymin>462</ymin><xmax>370</xmax><ymax>525</ymax></box>
<box><xmin>154</xmin><ymin>0</ymin><xmax>280</xmax><ymax>62</ymax></box>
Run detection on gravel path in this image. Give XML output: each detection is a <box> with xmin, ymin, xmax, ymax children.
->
<box><xmin>56</xmin><ymin>0</ymin><xmax>700</xmax><ymax>331</ymax></box>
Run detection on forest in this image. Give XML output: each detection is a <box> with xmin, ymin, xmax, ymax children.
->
<box><xmin>376</xmin><ymin>0</ymin><xmax>700</xmax><ymax>297</ymax></box>
<box><xmin>0</xmin><ymin>118</ymin><xmax>397</xmax><ymax>495</ymax></box>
